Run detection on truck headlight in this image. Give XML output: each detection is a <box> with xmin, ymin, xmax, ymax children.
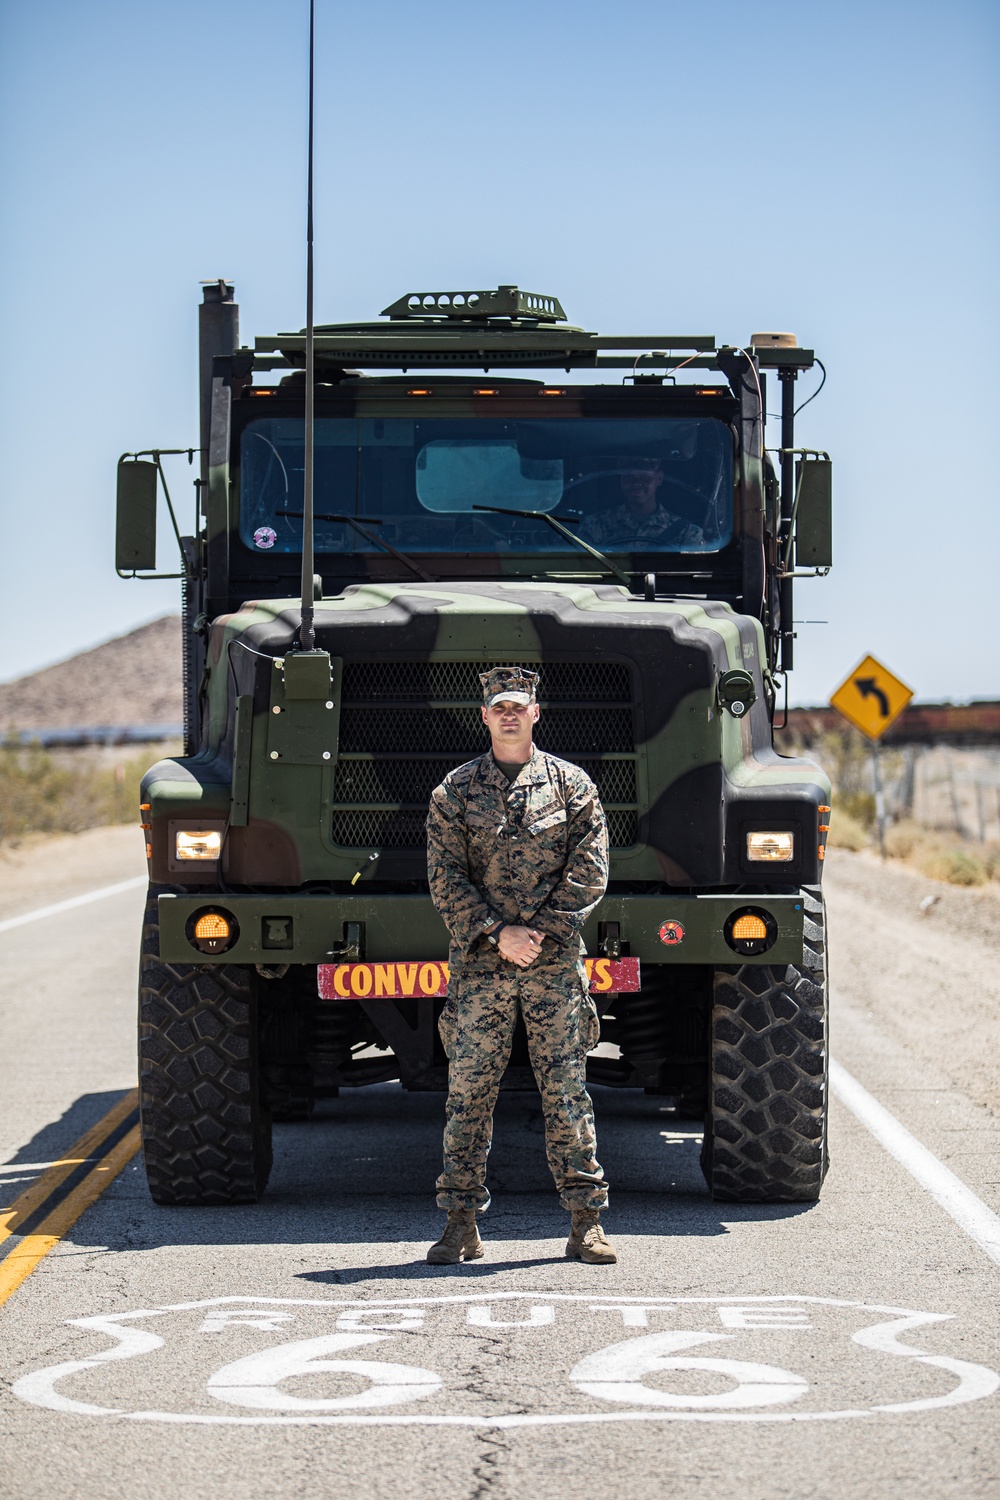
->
<box><xmin>175</xmin><ymin>829</ymin><xmax>222</xmax><ymax>861</ymax></box>
<box><xmin>746</xmin><ymin>831</ymin><xmax>794</xmax><ymax>862</ymax></box>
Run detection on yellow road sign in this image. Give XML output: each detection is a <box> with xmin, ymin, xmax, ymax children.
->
<box><xmin>829</xmin><ymin>654</ymin><xmax>914</xmax><ymax>741</ymax></box>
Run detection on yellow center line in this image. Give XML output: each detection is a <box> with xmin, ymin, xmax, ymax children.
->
<box><xmin>0</xmin><ymin>1087</ymin><xmax>139</xmax><ymax>1251</ymax></box>
<box><xmin>0</xmin><ymin>1124</ymin><xmax>142</xmax><ymax>1309</ymax></box>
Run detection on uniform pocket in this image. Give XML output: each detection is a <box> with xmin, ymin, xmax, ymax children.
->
<box><xmin>527</xmin><ymin>808</ymin><xmax>567</xmax><ymax>835</ymax></box>
<box><xmin>586</xmin><ymin>1002</ymin><xmax>601</xmax><ymax>1053</ymax></box>
<box><xmin>467</xmin><ymin>809</ymin><xmax>500</xmax><ymax>836</ymax></box>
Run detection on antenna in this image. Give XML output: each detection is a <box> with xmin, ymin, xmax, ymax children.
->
<box><xmin>298</xmin><ymin>0</ymin><xmax>317</xmax><ymax>651</ymax></box>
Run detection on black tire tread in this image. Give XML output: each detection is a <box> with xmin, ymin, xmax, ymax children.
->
<box><xmin>702</xmin><ymin>886</ymin><xmax>829</xmax><ymax>1203</ymax></box>
<box><xmin>139</xmin><ymin>890</ymin><xmax>272</xmax><ymax>1205</ymax></box>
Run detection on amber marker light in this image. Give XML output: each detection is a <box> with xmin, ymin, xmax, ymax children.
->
<box><xmin>194</xmin><ymin>913</ymin><xmax>231</xmax><ymax>942</ymax></box>
<box><xmin>541</xmin><ymin>388</ymin><xmax>564</xmax><ymax>396</ymax></box>
<box><xmin>407</xmin><ymin>388</ymin><xmax>431</xmax><ymax>396</ymax></box>
<box><xmin>175</xmin><ymin>829</ymin><xmax>222</xmax><ymax>861</ymax></box>
<box><xmin>188</xmin><ymin>907</ymin><xmax>240</xmax><ymax>955</ymax></box>
<box><xmin>746</xmin><ymin>831</ymin><xmax>794</xmax><ymax>862</ymax></box>
<box><xmin>724</xmin><ymin>906</ymin><xmax>778</xmax><ymax>957</ymax></box>
<box><xmin>731</xmin><ymin>914</ymin><xmax>769</xmax><ymax>942</ymax></box>
<box><xmin>474</xmin><ymin>388</ymin><xmax>499</xmax><ymax>396</ymax></box>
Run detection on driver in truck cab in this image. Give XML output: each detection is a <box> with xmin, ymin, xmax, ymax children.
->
<box><xmin>579</xmin><ymin>456</ymin><xmax>706</xmax><ymax>549</ymax></box>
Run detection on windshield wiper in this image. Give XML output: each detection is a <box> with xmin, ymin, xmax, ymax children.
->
<box><xmin>472</xmin><ymin>504</ymin><xmax>634</xmax><ymax>591</ymax></box>
<box><xmin>279</xmin><ymin>511</ymin><xmax>436</xmax><ymax>584</ymax></box>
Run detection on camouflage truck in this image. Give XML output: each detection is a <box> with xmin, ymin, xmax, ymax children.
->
<box><xmin>116</xmin><ymin>281</ymin><xmax>833</xmax><ymax>1207</ymax></box>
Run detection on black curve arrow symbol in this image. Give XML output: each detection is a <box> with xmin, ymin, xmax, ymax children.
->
<box><xmin>855</xmin><ymin>677</ymin><xmax>890</xmax><ymax>716</ymax></box>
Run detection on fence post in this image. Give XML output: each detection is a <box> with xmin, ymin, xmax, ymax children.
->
<box><xmin>872</xmin><ymin>744</ymin><xmax>887</xmax><ymax>860</ymax></box>
<box><xmin>946</xmin><ymin>752</ymin><xmax>963</xmax><ymax>837</ymax></box>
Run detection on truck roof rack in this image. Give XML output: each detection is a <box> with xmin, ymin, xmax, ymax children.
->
<box><xmin>249</xmin><ymin>284</ymin><xmax>814</xmax><ymax>373</ymax></box>
<box><xmin>379</xmin><ymin>285</ymin><xmax>567</xmax><ymax>323</ymax></box>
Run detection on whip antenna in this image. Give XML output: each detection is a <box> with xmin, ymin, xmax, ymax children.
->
<box><xmin>298</xmin><ymin>0</ymin><xmax>317</xmax><ymax>650</ymax></box>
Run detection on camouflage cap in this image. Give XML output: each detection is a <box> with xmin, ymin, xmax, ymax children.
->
<box><xmin>479</xmin><ymin>666</ymin><xmax>540</xmax><ymax>708</ymax></box>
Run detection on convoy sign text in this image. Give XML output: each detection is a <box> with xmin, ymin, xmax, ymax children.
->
<box><xmin>317</xmin><ymin>957</ymin><xmax>641</xmax><ymax>1000</ymax></box>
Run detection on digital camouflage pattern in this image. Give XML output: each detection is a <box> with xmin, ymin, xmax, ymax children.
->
<box><xmin>479</xmin><ymin>665</ymin><xmax>539</xmax><ymax>706</ymax></box>
<box><xmin>427</xmin><ymin>744</ymin><xmax>609</xmax><ymax>1212</ymax></box>
<box><xmin>425</xmin><ymin>745</ymin><xmax>609</xmax><ymax>964</ymax></box>
<box><xmin>436</xmin><ymin>963</ymin><xmax>606</xmax><ymax>1212</ymax></box>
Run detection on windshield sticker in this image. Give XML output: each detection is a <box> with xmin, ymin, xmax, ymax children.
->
<box><xmin>253</xmin><ymin>527</ymin><xmax>277</xmax><ymax>550</ymax></box>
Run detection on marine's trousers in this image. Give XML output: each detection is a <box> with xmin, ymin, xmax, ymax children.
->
<box><xmin>436</xmin><ymin>962</ymin><xmax>608</xmax><ymax>1213</ymax></box>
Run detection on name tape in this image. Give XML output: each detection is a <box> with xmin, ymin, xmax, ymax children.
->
<box><xmin>317</xmin><ymin>956</ymin><xmax>641</xmax><ymax>1001</ymax></box>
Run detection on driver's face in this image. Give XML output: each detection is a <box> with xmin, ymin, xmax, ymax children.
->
<box><xmin>620</xmin><ymin>465</ymin><xmax>663</xmax><ymax>514</ymax></box>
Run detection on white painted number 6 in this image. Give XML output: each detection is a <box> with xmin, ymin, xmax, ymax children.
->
<box><xmin>570</xmin><ymin>1332</ymin><xmax>808</xmax><ymax>1410</ymax></box>
<box><xmin>207</xmin><ymin>1331</ymin><xmax>441</xmax><ymax>1412</ymax></box>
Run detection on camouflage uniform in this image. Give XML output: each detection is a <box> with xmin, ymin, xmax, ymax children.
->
<box><xmin>579</xmin><ymin>501</ymin><xmax>704</xmax><ymax>549</ymax></box>
<box><xmin>426</xmin><ymin>736</ymin><xmax>610</xmax><ymax>1213</ymax></box>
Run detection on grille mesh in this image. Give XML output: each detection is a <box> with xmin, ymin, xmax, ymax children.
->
<box><xmin>333</xmin><ymin>755</ymin><xmax>636</xmax><ymax>809</ymax></box>
<box><xmin>341</xmin><ymin>660</ymin><xmax>632</xmax><ymax>704</ymax></box>
<box><xmin>339</xmin><ymin>706</ymin><xmax>632</xmax><ymax>755</ymax></box>
<box><xmin>332</xmin><ymin>658</ymin><xmax>640</xmax><ymax>850</ymax></box>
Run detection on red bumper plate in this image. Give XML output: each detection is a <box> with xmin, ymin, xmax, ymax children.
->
<box><xmin>318</xmin><ymin>956</ymin><xmax>641</xmax><ymax>1000</ymax></box>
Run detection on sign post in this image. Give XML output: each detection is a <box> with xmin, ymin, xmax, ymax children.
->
<box><xmin>829</xmin><ymin>654</ymin><xmax>914</xmax><ymax>858</ymax></box>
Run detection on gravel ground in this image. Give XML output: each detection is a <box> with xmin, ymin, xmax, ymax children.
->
<box><xmin>824</xmin><ymin>847</ymin><xmax>1000</xmax><ymax>1116</ymax></box>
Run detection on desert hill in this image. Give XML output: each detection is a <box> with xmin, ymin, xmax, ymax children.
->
<box><xmin>0</xmin><ymin>616</ymin><xmax>182</xmax><ymax>730</ymax></box>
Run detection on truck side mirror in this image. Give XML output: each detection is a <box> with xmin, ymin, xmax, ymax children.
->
<box><xmin>116</xmin><ymin>459</ymin><xmax>159</xmax><ymax>572</ymax></box>
<box><xmin>794</xmin><ymin>457</ymin><xmax>832</xmax><ymax>569</ymax></box>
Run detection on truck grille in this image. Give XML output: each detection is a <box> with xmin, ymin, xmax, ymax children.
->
<box><xmin>330</xmin><ymin>660</ymin><xmax>640</xmax><ymax>851</ymax></box>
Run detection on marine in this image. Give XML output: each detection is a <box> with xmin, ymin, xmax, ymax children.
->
<box><xmin>424</xmin><ymin>665</ymin><xmax>617</xmax><ymax>1265</ymax></box>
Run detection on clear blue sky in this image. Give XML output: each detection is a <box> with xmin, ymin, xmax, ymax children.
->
<box><xmin>1</xmin><ymin>0</ymin><xmax>997</xmax><ymax>705</ymax></box>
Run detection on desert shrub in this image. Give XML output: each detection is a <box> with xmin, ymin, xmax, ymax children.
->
<box><xmin>884</xmin><ymin>820</ymin><xmax>924</xmax><ymax>859</ymax></box>
<box><xmin>836</xmin><ymin>791</ymin><xmax>876</xmax><ymax>828</ymax></box>
<box><xmin>827</xmin><ymin>808</ymin><xmax>868</xmax><ymax>851</ymax></box>
<box><xmin>918</xmin><ymin>846</ymin><xmax>988</xmax><ymax>887</ymax></box>
<box><xmin>0</xmin><ymin>740</ymin><xmax>148</xmax><ymax>843</ymax></box>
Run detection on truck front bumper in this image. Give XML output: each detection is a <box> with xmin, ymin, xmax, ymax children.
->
<box><xmin>157</xmin><ymin>892</ymin><xmax>806</xmax><ymax>967</ymax></box>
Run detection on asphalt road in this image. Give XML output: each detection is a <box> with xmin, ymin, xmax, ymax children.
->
<box><xmin>1</xmin><ymin>835</ymin><xmax>998</xmax><ymax>1499</ymax></box>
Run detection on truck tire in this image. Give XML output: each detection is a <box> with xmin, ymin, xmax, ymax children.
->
<box><xmin>701</xmin><ymin>887</ymin><xmax>828</xmax><ymax>1202</ymax></box>
<box><xmin>139</xmin><ymin>888</ymin><xmax>273</xmax><ymax>1204</ymax></box>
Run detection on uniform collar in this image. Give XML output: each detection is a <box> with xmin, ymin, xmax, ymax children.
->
<box><xmin>484</xmin><ymin>744</ymin><xmax>548</xmax><ymax>788</ymax></box>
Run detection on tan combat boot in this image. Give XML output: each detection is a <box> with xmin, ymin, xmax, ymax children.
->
<box><xmin>426</xmin><ymin>1209</ymin><xmax>484</xmax><ymax>1265</ymax></box>
<box><xmin>565</xmin><ymin>1208</ymin><xmax>617</xmax><ymax>1264</ymax></box>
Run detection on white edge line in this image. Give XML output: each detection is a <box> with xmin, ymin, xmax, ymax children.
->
<box><xmin>830</xmin><ymin>1056</ymin><xmax>1000</xmax><ymax>1269</ymax></box>
<box><xmin>0</xmin><ymin>877</ymin><xmax>147</xmax><ymax>934</ymax></box>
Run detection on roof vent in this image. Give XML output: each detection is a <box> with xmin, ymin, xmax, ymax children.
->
<box><xmin>381</xmin><ymin>285</ymin><xmax>566</xmax><ymax>323</ymax></box>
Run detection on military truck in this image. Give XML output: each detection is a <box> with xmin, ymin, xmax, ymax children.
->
<box><xmin>117</xmin><ymin>281</ymin><xmax>833</xmax><ymax>1207</ymax></box>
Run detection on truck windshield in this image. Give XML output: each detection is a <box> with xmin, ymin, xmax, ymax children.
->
<box><xmin>238</xmin><ymin>416</ymin><xmax>733</xmax><ymax>556</ymax></box>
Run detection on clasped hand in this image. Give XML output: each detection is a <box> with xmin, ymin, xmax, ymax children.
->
<box><xmin>497</xmin><ymin>924</ymin><xmax>546</xmax><ymax>968</ymax></box>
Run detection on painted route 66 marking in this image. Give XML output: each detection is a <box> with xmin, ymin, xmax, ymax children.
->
<box><xmin>12</xmin><ymin>1294</ymin><xmax>999</xmax><ymax>1427</ymax></box>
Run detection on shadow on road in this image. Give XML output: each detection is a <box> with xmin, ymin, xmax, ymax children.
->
<box><xmin>56</xmin><ymin>1082</ymin><xmax>818</xmax><ymax>1261</ymax></box>
<box><xmin>1</xmin><ymin>1089</ymin><xmax>128</xmax><ymax>1168</ymax></box>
